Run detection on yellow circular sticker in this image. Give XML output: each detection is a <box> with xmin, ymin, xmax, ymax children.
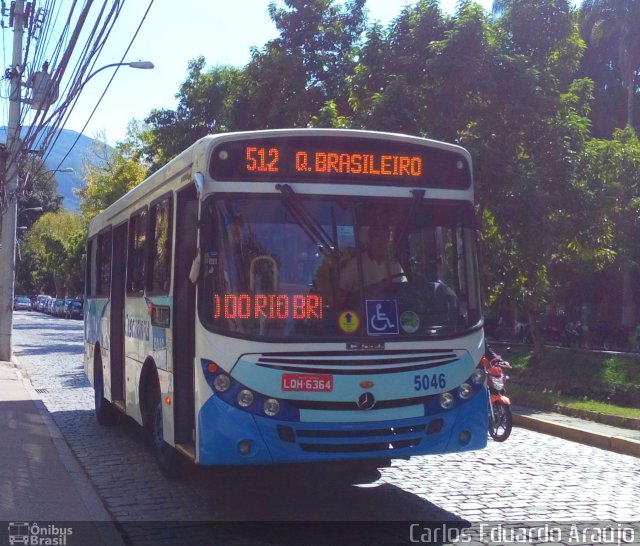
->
<box><xmin>338</xmin><ymin>310</ymin><xmax>360</xmax><ymax>334</ymax></box>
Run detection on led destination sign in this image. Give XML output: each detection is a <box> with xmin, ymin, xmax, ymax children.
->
<box><xmin>209</xmin><ymin>136</ymin><xmax>471</xmax><ymax>189</ymax></box>
<box><xmin>246</xmin><ymin>147</ymin><xmax>423</xmax><ymax>178</ymax></box>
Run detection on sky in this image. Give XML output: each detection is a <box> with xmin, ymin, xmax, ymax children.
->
<box><xmin>47</xmin><ymin>0</ymin><xmax>498</xmax><ymax>145</ymax></box>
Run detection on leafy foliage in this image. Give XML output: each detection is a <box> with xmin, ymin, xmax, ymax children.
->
<box><xmin>579</xmin><ymin>0</ymin><xmax>640</xmax><ymax>130</ymax></box>
<box><xmin>77</xmin><ymin>129</ymin><xmax>148</xmax><ymax>221</ymax></box>
<box><xmin>21</xmin><ymin>210</ymin><xmax>86</xmax><ymax>296</ymax></box>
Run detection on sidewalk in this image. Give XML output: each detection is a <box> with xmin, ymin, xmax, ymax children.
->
<box><xmin>0</xmin><ymin>359</ymin><xmax>125</xmax><ymax>546</ymax></box>
<box><xmin>513</xmin><ymin>405</ymin><xmax>640</xmax><ymax>457</ymax></box>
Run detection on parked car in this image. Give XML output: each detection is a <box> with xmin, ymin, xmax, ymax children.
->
<box><xmin>65</xmin><ymin>300</ymin><xmax>83</xmax><ymax>320</ymax></box>
<box><xmin>39</xmin><ymin>296</ymin><xmax>52</xmax><ymax>312</ymax></box>
<box><xmin>52</xmin><ymin>299</ymin><xmax>66</xmax><ymax>317</ymax></box>
<box><xmin>13</xmin><ymin>295</ymin><xmax>32</xmax><ymax>311</ymax></box>
<box><xmin>35</xmin><ymin>295</ymin><xmax>45</xmax><ymax>311</ymax></box>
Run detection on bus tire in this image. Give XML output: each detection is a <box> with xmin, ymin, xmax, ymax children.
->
<box><xmin>94</xmin><ymin>352</ymin><xmax>119</xmax><ymax>426</ymax></box>
<box><xmin>152</xmin><ymin>399</ymin><xmax>185</xmax><ymax>480</ymax></box>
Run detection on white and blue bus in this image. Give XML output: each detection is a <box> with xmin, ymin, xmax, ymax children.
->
<box><xmin>84</xmin><ymin>129</ymin><xmax>487</xmax><ymax>479</ymax></box>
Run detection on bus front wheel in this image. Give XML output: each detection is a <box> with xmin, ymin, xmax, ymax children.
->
<box><xmin>152</xmin><ymin>399</ymin><xmax>185</xmax><ymax>480</ymax></box>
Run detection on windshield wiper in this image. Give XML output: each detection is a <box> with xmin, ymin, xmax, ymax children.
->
<box><xmin>396</xmin><ymin>189</ymin><xmax>425</xmax><ymax>245</ymax></box>
<box><xmin>276</xmin><ymin>183</ymin><xmax>338</xmax><ymax>258</ymax></box>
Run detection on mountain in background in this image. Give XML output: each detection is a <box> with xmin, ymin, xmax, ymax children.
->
<box><xmin>0</xmin><ymin>127</ymin><xmax>99</xmax><ymax>210</ymax></box>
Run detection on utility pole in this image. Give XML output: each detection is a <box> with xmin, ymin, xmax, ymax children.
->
<box><xmin>0</xmin><ymin>0</ymin><xmax>25</xmax><ymax>361</ymax></box>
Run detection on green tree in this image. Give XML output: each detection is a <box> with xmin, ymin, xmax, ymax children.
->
<box><xmin>143</xmin><ymin>60</ymin><xmax>244</xmax><ymax>171</ymax></box>
<box><xmin>77</xmin><ymin>130</ymin><xmax>148</xmax><ymax>221</ymax></box>
<box><xmin>141</xmin><ymin>0</ymin><xmax>366</xmax><ymax>169</ymax></box>
<box><xmin>265</xmin><ymin>0</ymin><xmax>366</xmax><ymax>114</ymax></box>
<box><xmin>580</xmin><ymin>0</ymin><xmax>640</xmax><ymax>130</ymax></box>
<box><xmin>579</xmin><ymin>0</ymin><xmax>640</xmax><ymax>326</ymax></box>
<box><xmin>18</xmin><ymin>158</ymin><xmax>63</xmax><ymax>222</ymax></box>
<box><xmin>425</xmin><ymin>1</ymin><xmax>490</xmax><ymax>141</ymax></box>
<box><xmin>21</xmin><ymin>210</ymin><xmax>86</xmax><ymax>296</ymax></box>
<box><xmin>574</xmin><ymin>127</ymin><xmax>640</xmax><ymax>326</ymax></box>
<box><xmin>469</xmin><ymin>0</ymin><xmax>586</xmax><ymax>359</ymax></box>
<box><xmin>14</xmin><ymin>158</ymin><xmax>64</xmax><ymax>294</ymax></box>
<box><xmin>348</xmin><ymin>0</ymin><xmax>448</xmax><ymax>132</ymax></box>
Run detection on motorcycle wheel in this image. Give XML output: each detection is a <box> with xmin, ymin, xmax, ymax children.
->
<box><xmin>489</xmin><ymin>403</ymin><xmax>512</xmax><ymax>442</ymax></box>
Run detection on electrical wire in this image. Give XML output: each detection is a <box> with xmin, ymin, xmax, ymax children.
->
<box><xmin>46</xmin><ymin>0</ymin><xmax>155</xmax><ymax>171</ymax></box>
<box><xmin>21</xmin><ymin>1</ymin><xmax>114</xmax><ymax>187</ymax></box>
<box><xmin>19</xmin><ymin>0</ymin><xmax>79</xmax><ymax>143</ymax></box>
<box><xmin>22</xmin><ymin>0</ymin><xmax>102</xmax><ymax>146</ymax></box>
<box><xmin>4</xmin><ymin>1</ymin><xmax>131</xmax><ymax>200</ymax></box>
<box><xmin>2</xmin><ymin>0</ymin><xmax>156</xmax><ymax>203</ymax></box>
<box><xmin>24</xmin><ymin>2</ymin><xmax>120</xmax><ymax>150</ymax></box>
<box><xmin>37</xmin><ymin>0</ymin><xmax>125</xmax><ymax>160</ymax></box>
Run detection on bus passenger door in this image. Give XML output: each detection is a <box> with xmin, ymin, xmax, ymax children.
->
<box><xmin>173</xmin><ymin>185</ymin><xmax>197</xmax><ymax>448</ymax></box>
<box><xmin>110</xmin><ymin>222</ymin><xmax>127</xmax><ymax>403</ymax></box>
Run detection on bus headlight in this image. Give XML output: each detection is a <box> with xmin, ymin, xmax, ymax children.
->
<box><xmin>471</xmin><ymin>368</ymin><xmax>485</xmax><ymax>384</ymax></box>
<box><xmin>458</xmin><ymin>383</ymin><xmax>473</xmax><ymax>399</ymax></box>
<box><xmin>214</xmin><ymin>374</ymin><xmax>231</xmax><ymax>392</ymax></box>
<box><xmin>237</xmin><ymin>389</ymin><xmax>255</xmax><ymax>408</ymax></box>
<box><xmin>263</xmin><ymin>398</ymin><xmax>281</xmax><ymax>417</ymax></box>
<box><xmin>439</xmin><ymin>392</ymin><xmax>455</xmax><ymax>410</ymax></box>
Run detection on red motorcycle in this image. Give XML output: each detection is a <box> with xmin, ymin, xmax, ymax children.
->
<box><xmin>481</xmin><ymin>356</ymin><xmax>512</xmax><ymax>442</ymax></box>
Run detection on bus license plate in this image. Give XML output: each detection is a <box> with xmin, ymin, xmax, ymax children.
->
<box><xmin>281</xmin><ymin>374</ymin><xmax>334</xmax><ymax>392</ymax></box>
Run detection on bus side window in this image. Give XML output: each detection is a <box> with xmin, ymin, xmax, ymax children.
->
<box><xmin>97</xmin><ymin>229</ymin><xmax>112</xmax><ymax>297</ymax></box>
<box><xmin>127</xmin><ymin>209</ymin><xmax>147</xmax><ymax>295</ymax></box>
<box><xmin>149</xmin><ymin>197</ymin><xmax>173</xmax><ymax>293</ymax></box>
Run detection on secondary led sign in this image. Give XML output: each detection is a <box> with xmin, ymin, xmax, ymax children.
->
<box><xmin>213</xmin><ymin>293</ymin><xmax>323</xmax><ymax>320</ymax></box>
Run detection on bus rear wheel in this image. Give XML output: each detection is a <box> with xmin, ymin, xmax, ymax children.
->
<box><xmin>152</xmin><ymin>397</ymin><xmax>186</xmax><ymax>480</ymax></box>
<box><xmin>94</xmin><ymin>353</ymin><xmax>119</xmax><ymax>426</ymax></box>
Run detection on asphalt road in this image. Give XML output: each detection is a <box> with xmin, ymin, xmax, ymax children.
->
<box><xmin>11</xmin><ymin>311</ymin><xmax>640</xmax><ymax>546</ymax></box>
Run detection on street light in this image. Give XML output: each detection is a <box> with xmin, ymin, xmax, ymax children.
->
<box><xmin>83</xmin><ymin>60</ymin><xmax>154</xmax><ymax>87</ymax></box>
<box><xmin>34</xmin><ymin>61</ymin><xmax>155</xmax><ymax>125</ymax></box>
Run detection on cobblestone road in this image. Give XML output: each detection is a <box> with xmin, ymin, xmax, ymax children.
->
<box><xmin>11</xmin><ymin>311</ymin><xmax>640</xmax><ymax>546</ymax></box>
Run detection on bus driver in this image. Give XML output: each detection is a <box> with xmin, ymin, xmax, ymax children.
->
<box><xmin>338</xmin><ymin>224</ymin><xmax>406</xmax><ymax>305</ymax></box>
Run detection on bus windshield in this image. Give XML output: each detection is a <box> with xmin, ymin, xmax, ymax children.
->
<box><xmin>199</xmin><ymin>195</ymin><xmax>481</xmax><ymax>340</ymax></box>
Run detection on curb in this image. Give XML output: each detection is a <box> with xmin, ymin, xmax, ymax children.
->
<box><xmin>513</xmin><ymin>413</ymin><xmax>640</xmax><ymax>458</ymax></box>
<box><xmin>553</xmin><ymin>406</ymin><xmax>640</xmax><ymax>430</ymax></box>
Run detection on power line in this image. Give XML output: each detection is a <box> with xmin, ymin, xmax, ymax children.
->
<box><xmin>22</xmin><ymin>1</ymin><xmax>110</xmax><ymax>147</ymax></box>
<box><xmin>37</xmin><ymin>0</ymin><xmax>127</xmax><ymax>160</ymax></box>
<box><xmin>1</xmin><ymin>0</ymin><xmax>155</xmax><ymax>206</ymax></box>
<box><xmin>47</xmin><ymin>0</ymin><xmax>155</xmax><ymax>172</ymax></box>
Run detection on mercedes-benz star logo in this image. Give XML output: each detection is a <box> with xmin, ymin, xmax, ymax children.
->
<box><xmin>357</xmin><ymin>391</ymin><xmax>376</xmax><ymax>410</ymax></box>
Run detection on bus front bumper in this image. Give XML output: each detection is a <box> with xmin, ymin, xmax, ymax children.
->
<box><xmin>196</xmin><ymin>388</ymin><xmax>487</xmax><ymax>466</ymax></box>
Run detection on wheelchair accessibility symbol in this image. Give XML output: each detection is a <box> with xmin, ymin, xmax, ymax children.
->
<box><xmin>366</xmin><ymin>300</ymin><xmax>399</xmax><ymax>335</ymax></box>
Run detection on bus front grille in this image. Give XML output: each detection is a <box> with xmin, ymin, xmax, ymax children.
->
<box><xmin>299</xmin><ymin>439</ymin><xmax>422</xmax><ymax>453</ymax></box>
<box><xmin>253</xmin><ymin>349</ymin><xmax>459</xmax><ymax>375</ymax></box>
<box><xmin>277</xmin><ymin>422</ymin><xmax>437</xmax><ymax>454</ymax></box>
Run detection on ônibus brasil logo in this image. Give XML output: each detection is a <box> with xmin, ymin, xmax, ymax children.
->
<box><xmin>7</xmin><ymin>523</ymin><xmax>73</xmax><ymax>545</ymax></box>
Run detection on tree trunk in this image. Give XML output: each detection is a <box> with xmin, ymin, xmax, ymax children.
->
<box><xmin>526</xmin><ymin>301</ymin><xmax>546</xmax><ymax>363</ymax></box>
<box><xmin>621</xmin><ymin>262</ymin><xmax>635</xmax><ymax>327</ymax></box>
<box><xmin>53</xmin><ymin>275</ymin><xmax>65</xmax><ymax>298</ymax></box>
<box><xmin>627</xmin><ymin>73</ymin><xmax>634</xmax><ymax>129</ymax></box>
